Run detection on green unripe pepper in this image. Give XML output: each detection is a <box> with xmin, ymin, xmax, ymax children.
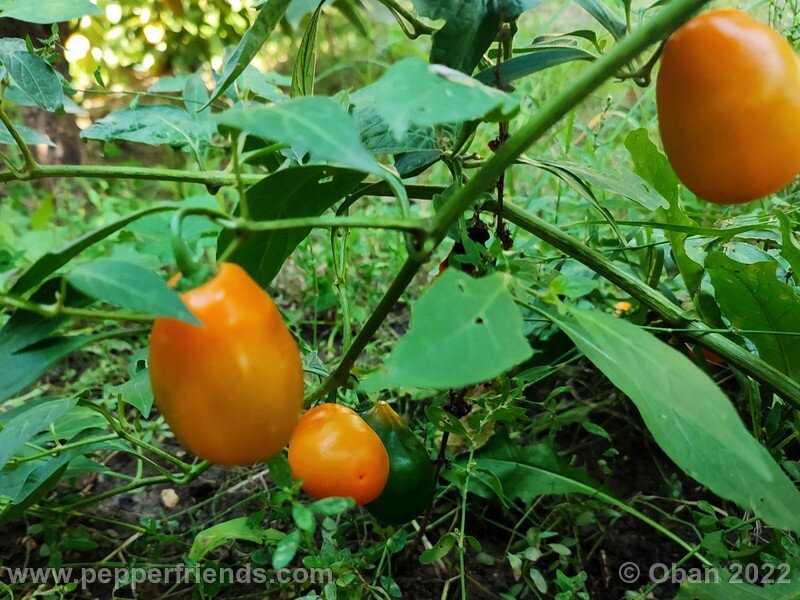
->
<box><xmin>361</xmin><ymin>401</ymin><xmax>436</xmax><ymax>525</ymax></box>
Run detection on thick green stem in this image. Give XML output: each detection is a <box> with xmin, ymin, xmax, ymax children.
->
<box><xmin>0</xmin><ymin>293</ymin><xmax>155</xmax><ymax>323</ymax></box>
<box><xmin>485</xmin><ymin>199</ymin><xmax>800</xmax><ymax>407</ymax></box>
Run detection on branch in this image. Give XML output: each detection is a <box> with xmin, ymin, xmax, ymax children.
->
<box><xmin>309</xmin><ymin>0</ymin><xmax>711</xmax><ymax>400</ymax></box>
<box><xmin>483</xmin><ymin>199</ymin><xmax>800</xmax><ymax>408</ymax></box>
<box><xmin>0</xmin><ymin>93</ymin><xmax>37</xmax><ymax>173</ymax></box>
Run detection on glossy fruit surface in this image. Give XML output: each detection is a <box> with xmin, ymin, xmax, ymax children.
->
<box><xmin>362</xmin><ymin>402</ymin><xmax>436</xmax><ymax>525</ymax></box>
<box><xmin>656</xmin><ymin>9</ymin><xmax>800</xmax><ymax>204</ymax></box>
<box><xmin>149</xmin><ymin>262</ymin><xmax>303</xmax><ymax>466</ymax></box>
<box><xmin>288</xmin><ymin>403</ymin><xmax>389</xmax><ymax>505</ymax></box>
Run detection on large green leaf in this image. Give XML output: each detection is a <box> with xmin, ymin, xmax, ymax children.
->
<box><xmin>218</xmin><ymin>166</ymin><xmax>365</xmax><ymax>285</ymax></box>
<box><xmin>216</xmin><ymin>97</ymin><xmax>382</xmax><ymax>175</ymax></box>
<box><xmin>81</xmin><ymin>105</ymin><xmax>216</xmax><ymax>151</ymax></box>
<box><xmin>9</xmin><ymin>204</ymin><xmax>173</xmax><ymax>296</ymax></box>
<box><xmin>353</xmin><ymin>57</ymin><xmax>518</xmax><ymax>139</ymax></box>
<box><xmin>0</xmin><ymin>48</ymin><xmax>64</xmax><ymax>113</ymax></box>
<box><xmin>412</xmin><ymin>0</ymin><xmax>540</xmax><ymax>74</ymax></box>
<box><xmin>706</xmin><ymin>253</ymin><xmax>800</xmax><ymax>380</ymax></box>
<box><xmin>551</xmin><ymin>306</ymin><xmax>800</xmax><ymax>533</ymax></box>
<box><xmin>356</xmin><ymin>106</ymin><xmax>440</xmax><ymax>156</ymax></box>
<box><xmin>363</xmin><ymin>271</ymin><xmax>533</xmax><ymax>391</ymax></box>
<box><xmin>66</xmin><ymin>259</ymin><xmax>198</xmax><ymax>323</ymax></box>
<box><xmin>208</xmin><ymin>0</ymin><xmax>292</xmax><ymax>105</ymax></box>
<box><xmin>0</xmin><ymin>0</ymin><xmax>101</xmax><ymax>23</ymax></box>
<box><xmin>677</xmin><ymin>573</ymin><xmax>800</xmax><ymax>599</ymax></box>
<box><xmin>474</xmin><ymin>46</ymin><xmax>594</xmax><ymax>87</ymax></box>
<box><xmin>0</xmin><ymin>333</ymin><xmax>116</xmax><ymax>404</ymax></box>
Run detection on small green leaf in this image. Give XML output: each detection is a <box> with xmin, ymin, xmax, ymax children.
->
<box><xmin>292</xmin><ymin>504</ymin><xmax>316</xmax><ymax>532</ymax></box>
<box><xmin>777</xmin><ymin>212</ymin><xmax>800</xmax><ymax>279</ymax></box>
<box><xmin>66</xmin><ymin>259</ymin><xmax>198</xmax><ymax>323</ymax></box>
<box><xmin>291</xmin><ymin>1</ymin><xmax>323</xmax><ymax>97</ymax></box>
<box><xmin>110</xmin><ymin>370</ymin><xmax>154</xmax><ymax>418</ymax></box>
<box><xmin>419</xmin><ymin>533</ymin><xmax>456</xmax><ymax>564</ymax></box>
<box><xmin>267</xmin><ymin>453</ymin><xmax>293</xmax><ymax>488</ymax></box>
<box><xmin>208</xmin><ymin>0</ymin><xmax>292</xmax><ymax>106</ymax></box>
<box><xmin>308</xmin><ymin>496</ymin><xmax>355</xmax><ymax>515</ymax></box>
<box><xmin>474</xmin><ymin>46</ymin><xmax>595</xmax><ymax>87</ymax></box>
<box><xmin>272</xmin><ymin>530</ymin><xmax>301</xmax><ymax>569</ymax></box>
<box><xmin>0</xmin><ymin>49</ymin><xmax>64</xmax><ymax>112</ymax></box>
<box><xmin>189</xmin><ymin>518</ymin><xmax>281</xmax><ymax>562</ymax></box>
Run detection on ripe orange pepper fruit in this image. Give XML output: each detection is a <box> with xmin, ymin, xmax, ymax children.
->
<box><xmin>288</xmin><ymin>403</ymin><xmax>390</xmax><ymax>505</ymax></box>
<box><xmin>149</xmin><ymin>263</ymin><xmax>304</xmax><ymax>466</ymax></box>
<box><xmin>657</xmin><ymin>9</ymin><xmax>800</xmax><ymax>204</ymax></box>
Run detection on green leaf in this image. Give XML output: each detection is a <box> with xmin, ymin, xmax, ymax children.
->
<box><xmin>777</xmin><ymin>212</ymin><xmax>800</xmax><ymax>280</ymax></box>
<box><xmin>706</xmin><ymin>253</ymin><xmax>800</xmax><ymax>380</ymax></box>
<box><xmin>356</xmin><ymin>107</ymin><xmax>440</xmax><ymax>156</ymax></box>
<box><xmin>474</xmin><ymin>46</ymin><xmax>595</xmax><ymax>87</ymax></box>
<box><xmin>218</xmin><ymin>166</ymin><xmax>364</xmax><ymax>286</ymax></box>
<box><xmin>363</xmin><ymin>271</ymin><xmax>533</xmax><ymax>391</ymax></box>
<box><xmin>676</xmin><ymin>572</ymin><xmax>800</xmax><ymax>599</ymax></box>
<box><xmin>353</xmin><ymin>57</ymin><xmax>518</xmax><ymax>139</ymax></box>
<box><xmin>551</xmin><ymin>306</ymin><xmax>800</xmax><ymax>533</ymax></box>
<box><xmin>208</xmin><ymin>0</ymin><xmax>292</xmax><ymax>106</ymax></box>
<box><xmin>0</xmin><ymin>0</ymin><xmax>101</xmax><ymax>23</ymax></box>
<box><xmin>189</xmin><ymin>518</ymin><xmax>282</xmax><ymax>562</ymax></box>
<box><xmin>625</xmin><ymin>128</ymin><xmax>703</xmax><ymax>296</ymax></box>
<box><xmin>291</xmin><ymin>1</ymin><xmax>323</xmax><ymax>97</ymax></box>
<box><xmin>66</xmin><ymin>259</ymin><xmax>198</xmax><ymax>323</ymax></box>
<box><xmin>419</xmin><ymin>533</ymin><xmax>456</xmax><ymax>564</ymax></box>
<box><xmin>0</xmin><ymin>333</ymin><xmax>116</xmax><ymax>404</ymax></box>
<box><xmin>272</xmin><ymin>530</ymin><xmax>301</xmax><ymax>569</ymax></box>
<box><xmin>183</xmin><ymin>72</ymin><xmax>210</xmax><ymax>114</ymax></box>
<box><xmin>526</xmin><ymin>156</ymin><xmax>667</xmax><ymax>211</ymax></box>
<box><xmin>0</xmin><ymin>122</ymin><xmax>53</xmax><ymax>147</ymax></box>
<box><xmin>216</xmin><ymin>97</ymin><xmax>382</xmax><ymax>175</ymax></box>
<box><xmin>9</xmin><ymin>204</ymin><xmax>173</xmax><ymax>296</ymax></box>
<box><xmin>470</xmin><ymin>435</ymin><xmax>602</xmax><ymax>503</ymax></box>
<box><xmin>292</xmin><ymin>503</ymin><xmax>316</xmax><ymax>532</ymax></box>
<box><xmin>81</xmin><ymin>105</ymin><xmax>216</xmax><ymax>152</ymax></box>
<box><xmin>412</xmin><ymin>0</ymin><xmax>540</xmax><ymax>74</ymax></box>
<box><xmin>0</xmin><ymin>398</ymin><xmax>77</xmax><ymax>468</ymax></box>
<box><xmin>574</xmin><ymin>0</ymin><xmax>626</xmax><ymax>40</ymax></box>
<box><xmin>308</xmin><ymin>497</ymin><xmax>355</xmax><ymax>515</ymax></box>
<box><xmin>266</xmin><ymin>453</ymin><xmax>293</xmax><ymax>488</ymax></box>
<box><xmin>110</xmin><ymin>369</ymin><xmax>154</xmax><ymax>418</ymax></box>
<box><xmin>0</xmin><ymin>464</ymin><xmax>67</xmax><ymax>527</ymax></box>
<box><xmin>0</xmin><ymin>50</ymin><xmax>64</xmax><ymax>112</ymax></box>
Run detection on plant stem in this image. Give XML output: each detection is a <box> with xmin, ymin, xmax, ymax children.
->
<box><xmin>0</xmin><ymin>162</ymin><xmax>443</xmax><ymax>200</ymax></box>
<box><xmin>312</xmin><ymin>0</ymin><xmax>711</xmax><ymax>398</ymax></box>
<box><xmin>375</xmin><ymin>0</ymin><xmax>434</xmax><ymax>38</ymax></box>
<box><xmin>0</xmin><ymin>90</ymin><xmax>37</xmax><ymax>173</ymax></box>
<box><xmin>59</xmin><ymin>461</ymin><xmax>212</xmax><ymax>511</ymax></box>
<box><xmin>0</xmin><ymin>293</ymin><xmax>156</xmax><ymax>323</ymax></box>
<box><xmin>430</xmin><ymin>0</ymin><xmax>708</xmax><ymax>245</ymax></box>
<box><xmin>412</xmin><ymin>431</ymin><xmax>450</xmax><ymax>549</ymax></box>
<box><xmin>485</xmin><ymin>199</ymin><xmax>800</xmax><ymax>407</ymax></box>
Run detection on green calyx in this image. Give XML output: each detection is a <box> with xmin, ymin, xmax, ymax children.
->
<box><xmin>361</xmin><ymin>401</ymin><xmax>436</xmax><ymax>525</ymax></box>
